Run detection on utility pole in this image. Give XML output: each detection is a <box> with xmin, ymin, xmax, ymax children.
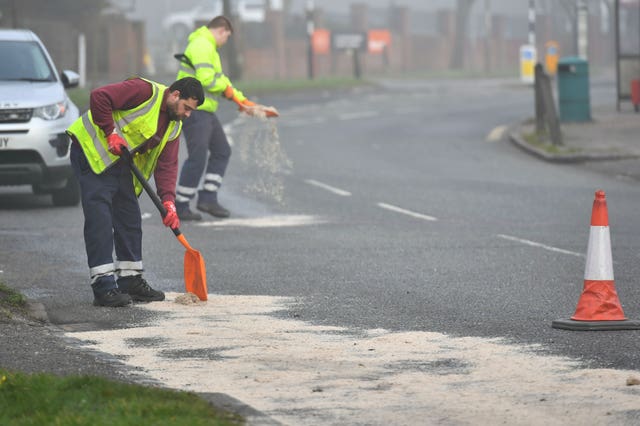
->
<box><xmin>484</xmin><ymin>0</ymin><xmax>491</xmax><ymax>73</ymax></box>
<box><xmin>223</xmin><ymin>0</ymin><xmax>242</xmax><ymax>80</ymax></box>
<box><xmin>306</xmin><ymin>0</ymin><xmax>315</xmax><ymax>80</ymax></box>
<box><xmin>577</xmin><ymin>0</ymin><xmax>589</xmax><ymax>59</ymax></box>
<box><xmin>528</xmin><ymin>0</ymin><xmax>536</xmax><ymax>47</ymax></box>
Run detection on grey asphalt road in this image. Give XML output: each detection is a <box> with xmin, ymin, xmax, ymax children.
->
<box><xmin>2</xmin><ymin>74</ymin><xmax>640</xmax><ymax>384</ymax></box>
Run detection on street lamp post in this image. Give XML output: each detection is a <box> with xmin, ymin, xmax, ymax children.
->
<box><xmin>577</xmin><ymin>0</ymin><xmax>588</xmax><ymax>59</ymax></box>
<box><xmin>306</xmin><ymin>0</ymin><xmax>315</xmax><ymax>80</ymax></box>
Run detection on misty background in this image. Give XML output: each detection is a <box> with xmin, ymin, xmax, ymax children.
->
<box><xmin>0</xmin><ymin>1</ymin><xmax>626</xmax><ymax>87</ymax></box>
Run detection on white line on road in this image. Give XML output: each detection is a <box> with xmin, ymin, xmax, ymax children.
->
<box><xmin>305</xmin><ymin>179</ymin><xmax>352</xmax><ymax>196</ymax></box>
<box><xmin>197</xmin><ymin>215</ymin><xmax>325</xmax><ymax>228</ymax></box>
<box><xmin>279</xmin><ymin>117</ymin><xmax>327</xmax><ymax>127</ymax></box>
<box><xmin>338</xmin><ymin>111</ymin><xmax>379</xmax><ymax>121</ymax></box>
<box><xmin>486</xmin><ymin>125</ymin><xmax>508</xmax><ymax>142</ymax></box>
<box><xmin>377</xmin><ymin>202</ymin><xmax>437</xmax><ymax>221</ymax></box>
<box><xmin>497</xmin><ymin>234</ymin><xmax>584</xmax><ymax>258</ymax></box>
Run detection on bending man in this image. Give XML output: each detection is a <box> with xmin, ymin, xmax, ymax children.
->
<box><xmin>67</xmin><ymin>77</ymin><xmax>204</xmax><ymax>307</ymax></box>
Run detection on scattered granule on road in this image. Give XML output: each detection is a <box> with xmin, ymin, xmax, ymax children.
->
<box><xmin>68</xmin><ymin>293</ymin><xmax>640</xmax><ymax>426</ymax></box>
<box><xmin>174</xmin><ymin>293</ymin><xmax>204</xmax><ymax>305</ymax></box>
<box><xmin>233</xmin><ymin>114</ymin><xmax>292</xmax><ymax>204</ymax></box>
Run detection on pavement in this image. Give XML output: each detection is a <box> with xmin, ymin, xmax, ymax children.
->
<box><xmin>3</xmin><ymin>82</ymin><xmax>640</xmax><ymax>423</ymax></box>
<box><xmin>509</xmin><ymin>102</ymin><xmax>640</xmax><ymax>181</ymax></box>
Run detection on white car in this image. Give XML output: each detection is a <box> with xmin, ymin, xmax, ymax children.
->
<box><xmin>163</xmin><ymin>0</ymin><xmax>266</xmax><ymax>46</ymax></box>
<box><xmin>0</xmin><ymin>29</ymin><xmax>80</xmax><ymax>206</ymax></box>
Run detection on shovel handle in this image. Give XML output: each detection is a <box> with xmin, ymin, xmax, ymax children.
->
<box><xmin>121</xmin><ymin>150</ymin><xmax>181</xmax><ymax>237</ymax></box>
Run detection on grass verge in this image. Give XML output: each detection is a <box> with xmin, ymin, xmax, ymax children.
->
<box><xmin>0</xmin><ymin>282</ymin><xmax>28</xmax><ymax>321</ymax></box>
<box><xmin>0</xmin><ymin>369</ymin><xmax>242</xmax><ymax>425</ymax></box>
<box><xmin>0</xmin><ymin>282</ymin><xmax>243</xmax><ymax>425</ymax></box>
<box><xmin>522</xmin><ymin>130</ymin><xmax>581</xmax><ymax>155</ymax></box>
<box><xmin>67</xmin><ymin>76</ymin><xmax>372</xmax><ymax>111</ymax></box>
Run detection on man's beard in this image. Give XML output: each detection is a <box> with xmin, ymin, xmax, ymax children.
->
<box><xmin>167</xmin><ymin>107</ymin><xmax>180</xmax><ymax>121</ymax></box>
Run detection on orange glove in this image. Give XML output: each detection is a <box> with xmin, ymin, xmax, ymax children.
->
<box><xmin>223</xmin><ymin>85</ymin><xmax>235</xmax><ymax>100</ymax></box>
<box><xmin>238</xmin><ymin>98</ymin><xmax>257</xmax><ymax>114</ymax></box>
<box><xmin>107</xmin><ymin>132</ymin><xmax>128</xmax><ymax>156</ymax></box>
<box><xmin>162</xmin><ymin>201</ymin><xmax>180</xmax><ymax>229</ymax></box>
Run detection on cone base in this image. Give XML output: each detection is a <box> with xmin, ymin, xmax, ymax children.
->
<box><xmin>552</xmin><ymin>318</ymin><xmax>640</xmax><ymax>331</ymax></box>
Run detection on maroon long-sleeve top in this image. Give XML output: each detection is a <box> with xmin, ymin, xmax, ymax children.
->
<box><xmin>89</xmin><ymin>78</ymin><xmax>180</xmax><ymax>203</ymax></box>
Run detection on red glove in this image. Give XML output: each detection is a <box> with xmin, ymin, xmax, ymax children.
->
<box><xmin>107</xmin><ymin>132</ymin><xmax>128</xmax><ymax>156</ymax></box>
<box><xmin>162</xmin><ymin>201</ymin><xmax>180</xmax><ymax>229</ymax></box>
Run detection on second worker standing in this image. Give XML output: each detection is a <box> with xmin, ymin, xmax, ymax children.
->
<box><xmin>174</xmin><ymin>15</ymin><xmax>258</xmax><ymax>221</ymax></box>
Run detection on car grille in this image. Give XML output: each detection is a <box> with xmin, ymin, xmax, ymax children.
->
<box><xmin>0</xmin><ymin>108</ymin><xmax>33</xmax><ymax>123</ymax></box>
<box><xmin>0</xmin><ymin>150</ymin><xmax>43</xmax><ymax>164</ymax></box>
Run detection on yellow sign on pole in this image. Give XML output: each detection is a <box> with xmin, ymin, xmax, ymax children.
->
<box><xmin>545</xmin><ymin>41</ymin><xmax>560</xmax><ymax>76</ymax></box>
<box><xmin>520</xmin><ymin>44</ymin><xmax>537</xmax><ymax>83</ymax></box>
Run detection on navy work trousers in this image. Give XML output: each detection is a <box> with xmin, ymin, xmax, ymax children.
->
<box><xmin>177</xmin><ymin>110</ymin><xmax>230</xmax><ymax>205</ymax></box>
<box><xmin>70</xmin><ymin>143</ymin><xmax>142</xmax><ymax>289</ymax></box>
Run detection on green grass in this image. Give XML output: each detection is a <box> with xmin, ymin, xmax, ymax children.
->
<box><xmin>67</xmin><ymin>76</ymin><xmax>371</xmax><ymax>112</ymax></box>
<box><xmin>237</xmin><ymin>76</ymin><xmax>373</xmax><ymax>94</ymax></box>
<box><xmin>0</xmin><ymin>282</ymin><xmax>28</xmax><ymax>320</ymax></box>
<box><xmin>67</xmin><ymin>87</ymin><xmax>91</xmax><ymax>111</ymax></box>
<box><xmin>522</xmin><ymin>130</ymin><xmax>580</xmax><ymax>154</ymax></box>
<box><xmin>0</xmin><ymin>369</ymin><xmax>242</xmax><ymax>425</ymax></box>
<box><xmin>0</xmin><ymin>283</ymin><xmax>243</xmax><ymax>425</ymax></box>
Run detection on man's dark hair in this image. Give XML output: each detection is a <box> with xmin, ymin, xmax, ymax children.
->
<box><xmin>170</xmin><ymin>77</ymin><xmax>204</xmax><ymax>106</ymax></box>
<box><xmin>207</xmin><ymin>15</ymin><xmax>233</xmax><ymax>33</ymax></box>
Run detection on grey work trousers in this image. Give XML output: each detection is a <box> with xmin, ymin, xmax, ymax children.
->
<box><xmin>177</xmin><ymin>110</ymin><xmax>231</xmax><ymax>205</ymax></box>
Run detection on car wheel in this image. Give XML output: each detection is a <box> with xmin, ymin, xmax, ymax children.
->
<box><xmin>51</xmin><ymin>175</ymin><xmax>81</xmax><ymax>206</ymax></box>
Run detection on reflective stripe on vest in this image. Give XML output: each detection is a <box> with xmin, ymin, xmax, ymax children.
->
<box><xmin>177</xmin><ymin>65</ymin><xmax>222</xmax><ymax>111</ymax></box>
<box><xmin>67</xmin><ymin>79</ymin><xmax>181</xmax><ymax>195</ymax></box>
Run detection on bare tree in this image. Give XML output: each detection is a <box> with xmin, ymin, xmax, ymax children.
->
<box><xmin>450</xmin><ymin>0</ymin><xmax>476</xmax><ymax>70</ymax></box>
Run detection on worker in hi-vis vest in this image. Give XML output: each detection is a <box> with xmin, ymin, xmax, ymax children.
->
<box><xmin>174</xmin><ymin>15</ymin><xmax>261</xmax><ymax>221</ymax></box>
<box><xmin>66</xmin><ymin>77</ymin><xmax>204</xmax><ymax>307</ymax></box>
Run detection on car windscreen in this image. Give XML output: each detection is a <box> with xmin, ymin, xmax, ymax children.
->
<box><xmin>0</xmin><ymin>40</ymin><xmax>56</xmax><ymax>82</ymax></box>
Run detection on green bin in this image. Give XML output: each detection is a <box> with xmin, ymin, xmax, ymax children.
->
<box><xmin>557</xmin><ymin>57</ymin><xmax>591</xmax><ymax>122</ymax></box>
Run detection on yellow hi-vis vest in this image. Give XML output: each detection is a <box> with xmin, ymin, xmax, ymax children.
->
<box><xmin>176</xmin><ymin>25</ymin><xmax>246</xmax><ymax>113</ymax></box>
<box><xmin>66</xmin><ymin>79</ymin><xmax>182</xmax><ymax>196</ymax></box>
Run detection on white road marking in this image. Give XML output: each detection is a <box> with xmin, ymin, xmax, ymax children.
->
<box><xmin>394</xmin><ymin>107</ymin><xmax>422</xmax><ymax>114</ymax></box>
<box><xmin>141</xmin><ymin>212</ymin><xmax>153</xmax><ymax>220</ymax></box>
<box><xmin>377</xmin><ymin>202</ymin><xmax>437</xmax><ymax>221</ymax></box>
<box><xmin>486</xmin><ymin>125</ymin><xmax>507</xmax><ymax>142</ymax></box>
<box><xmin>338</xmin><ymin>111</ymin><xmax>379</xmax><ymax>121</ymax></box>
<box><xmin>305</xmin><ymin>179</ymin><xmax>352</xmax><ymax>196</ymax></box>
<box><xmin>197</xmin><ymin>215</ymin><xmax>325</xmax><ymax>228</ymax></box>
<box><xmin>67</xmin><ymin>293</ymin><xmax>640</xmax><ymax>425</ymax></box>
<box><xmin>278</xmin><ymin>117</ymin><xmax>326</xmax><ymax>127</ymax></box>
<box><xmin>497</xmin><ymin>234</ymin><xmax>584</xmax><ymax>258</ymax></box>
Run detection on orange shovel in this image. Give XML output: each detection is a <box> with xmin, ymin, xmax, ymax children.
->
<box><xmin>122</xmin><ymin>150</ymin><xmax>208</xmax><ymax>301</ymax></box>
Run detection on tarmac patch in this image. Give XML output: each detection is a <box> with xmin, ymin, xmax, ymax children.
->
<box><xmin>67</xmin><ymin>293</ymin><xmax>640</xmax><ymax>425</ymax></box>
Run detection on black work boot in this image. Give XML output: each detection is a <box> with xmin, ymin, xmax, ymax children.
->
<box><xmin>197</xmin><ymin>200</ymin><xmax>230</xmax><ymax>218</ymax></box>
<box><xmin>93</xmin><ymin>288</ymin><xmax>132</xmax><ymax>307</ymax></box>
<box><xmin>118</xmin><ymin>275</ymin><xmax>165</xmax><ymax>302</ymax></box>
<box><xmin>177</xmin><ymin>207</ymin><xmax>202</xmax><ymax>221</ymax></box>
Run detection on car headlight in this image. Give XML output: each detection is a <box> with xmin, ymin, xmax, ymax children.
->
<box><xmin>33</xmin><ymin>98</ymin><xmax>68</xmax><ymax>120</ymax></box>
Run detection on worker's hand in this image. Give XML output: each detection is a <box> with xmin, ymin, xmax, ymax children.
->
<box><xmin>223</xmin><ymin>85</ymin><xmax>235</xmax><ymax>100</ymax></box>
<box><xmin>162</xmin><ymin>201</ymin><xmax>180</xmax><ymax>229</ymax></box>
<box><xmin>238</xmin><ymin>98</ymin><xmax>257</xmax><ymax>114</ymax></box>
<box><xmin>107</xmin><ymin>132</ymin><xmax>128</xmax><ymax>156</ymax></box>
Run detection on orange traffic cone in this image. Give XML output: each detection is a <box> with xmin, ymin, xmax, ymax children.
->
<box><xmin>552</xmin><ymin>190</ymin><xmax>640</xmax><ymax>330</ymax></box>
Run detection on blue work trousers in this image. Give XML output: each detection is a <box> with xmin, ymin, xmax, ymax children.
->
<box><xmin>70</xmin><ymin>143</ymin><xmax>142</xmax><ymax>290</ymax></box>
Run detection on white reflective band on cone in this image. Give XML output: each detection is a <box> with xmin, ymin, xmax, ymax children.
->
<box><xmin>584</xmin><ymin>226</ymin><xmax>614</xmax><ymax>281</ymax></box>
